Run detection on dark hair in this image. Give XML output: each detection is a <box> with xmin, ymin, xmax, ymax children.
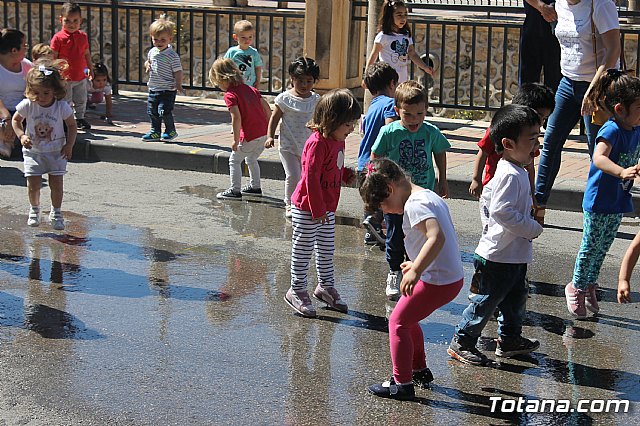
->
<box><xmin>378</xmin><ymin>0</ymin><xmax>410</xmax><ymax>36</ymax></box>
<box><xmin>61</xmin><ymin>2</ymin><xmax>81</xmax><ymax>17</ymax></box>
<box><xmin>288</xmin><ymin>57</ymin><xmax>320</xmax><ymax>81</ymax></box>
<box><xmin>586</xmin><ymin>69</ymin><xmax>640</xmax><ymax>115</ymax></box>
<box><xmin>93</xmin><ymin>62</ymin><xmax>111</xmax><ymax>83</ymax></box>
<box><xmin>395</xmin><ymin>80</ymin><xmax>427</xmax><ymax>107</ymax></box>
<box><xmin>0</xmin><ymin>28</ymin><xmax>25</xmax><ymax>54</ymax></box>
<box><xmin>513</xmin><ymin>82</ymin><xmax>555</xmax><ymax>112</ymax></box>
<box><xmin>364</xmin><ymin>62</ymin><xmax>399</xmax><ymax>95</ymax></box>
<box><xmin>359</xmin><ymin>158</ymin><xmax>409</xmax><ymax>212</ymax></box>
<box><xmin>489</xmin><ymin>104</ymin><xmax>541</xmax><ymax>154</ymax></box>
<box><xmin>308</xmin><ymin>89</ymin><xmax>362</xmax><ymax>138</ymax></box>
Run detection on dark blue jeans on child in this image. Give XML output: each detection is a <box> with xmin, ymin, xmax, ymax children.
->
<box><xmin>147</xmin><ymin>90</ymin><xmax>177</xmax><ymax>134</ymax></box>
<box><xmin>384</xmin><ymin>213</ymin><xmax>406</xmax><ymax>271</ymax></box>
<box><xmin>454</xmin><ymin>255</ymin><xmax>528</xmax><ymax>347</ymax></box>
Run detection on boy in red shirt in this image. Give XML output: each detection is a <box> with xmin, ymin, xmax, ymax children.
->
<box><xmin>51</xmin><ymin>2</ymin><xmax>93</xmax><ymax>130</ymax></box>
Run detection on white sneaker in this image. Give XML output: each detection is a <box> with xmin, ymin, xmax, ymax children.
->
<box><xmin>386</xmin><ymin>270</ymin><xmax>402</xmax><ymax>301</ymax></box>
<box><xmin>49</xmin><ymin>210</ymin><xmax>65</xmax><ymax>231</ymax></box>
<box><xmin>285</xmin><ymin>205</ymin><xmax>292</xmax><ymax>218</ymax></box>
<box><xmin>27</xmin><ymin>208</ymin><xmax>40</xmax><ymax>227</ymax></box>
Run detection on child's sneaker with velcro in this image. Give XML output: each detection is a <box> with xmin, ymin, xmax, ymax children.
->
<box><xmin>49</xmin><ymin>210</ymin><xmax>65</xmax><ymax>231</ymax></box>
<box><xmin>447</xmin><ymin>335</ymin><xmax>490</xmax><ymax>366</ymax></box>
<box><xmin>368</xmin><ymin>377</ymin><xmax>415</xmax><ymax>401</ymax></box>
<box><xmin>495</xmin><ymin>336</ymin><xmax>540</xmax><ymax>358</ymax></box>
<box><xmin>313</xmin><ymin>284</ymin><xmax>348</xmax><ymax>312</ymax></box>
<box><xmin>27</xmin><ymin>207</ymin><xmax>40</xmax><ymax>227</ymax></box>
<box><xmin>161</xmin><ymin>130</ymin><xmax>178</xmax><ymax>141</ymax></box>
<box><xmin>284</xmin><ymin>288</ymin><xmax>317</xmax><ymax>318</ymax></box>
<box><xmin>141</xmin><ymin>131</ymin><xmax>161</xmax><ymax>142</ymax></box>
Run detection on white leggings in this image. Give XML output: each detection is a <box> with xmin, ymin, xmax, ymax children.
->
<box><xmin>290</xmin><ymin>207</ymin><xmax>335</xmax><ymax>291</ymax></box>
<box><xmin>279</xmin><ymin>149</ymin><xmax>301</xmax><ymax>206</ymax></box>
<box><xmin>229</xmin><ymin>136</ymin><xmax>266</xmax><ymax>191</ymax></box>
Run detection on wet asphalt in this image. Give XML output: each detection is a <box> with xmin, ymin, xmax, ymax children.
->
<box><xmin>0</xmin><ymin>160</ymin><xmax>639</xmax><ymax>425</ymax></box>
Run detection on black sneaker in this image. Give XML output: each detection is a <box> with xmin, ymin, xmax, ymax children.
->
<box><xmin>412</xmin><ymin>368</ymin><xmax>434</xmax><ymax>389</ymax></box>
<box><xmin>364</xmin><ymin>232</ymin><xmax>378</xmax><ymax>245</ymax></box>
<box><xmin>77</xmin><ymin>118</ymin><xmax>91</xmax><ymax>130</ymax></box>
<box><xmin>362</xmin><ymin>215</ymin><xmax>386</xmax><ymax>246</ymax></box>
<box><xmin>368</xmin><ymin>378</ymin><xmax>415</xmax><ymax>401</ymax></box>
<box><xmin>447</xmin><ymin>335</ymin><xmax>490</xmax><ymax>366</ymax></box>
<box><xmin>240</xmin><ymin>185</ymin><xmax>262</xmax><ymax>196</ymax></box>
<box><xmin>216</xmin><ymin>188</ymin><xmax>242</xmax><ymax>200</ymax></box>
<box><xmin>495</xmin><ymin>336</ymin><xmax>540</xmax><ymax>358</ymax></box>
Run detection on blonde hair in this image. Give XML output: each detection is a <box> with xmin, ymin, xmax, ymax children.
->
<box><xmin>308</xmin><ymin>88</ymin><xmax>362</xmax><ymax>137</ymax></box>
<box><xmin>233</xmin><ymin>20</ymin><xmax>254</xmax><ymax>34</ymax></box>
<box><xmin>149</xmin><ymin>14</ymin><xmax>176</xmax><ymax>37</ymax></box>
<box><xmin>209</xmin><ymin>57</ymin><xmax>244</xmax><ymax>87</ymax></box>
<box><xmin>31</xmin><ymin>43</ymin><xmax>54</xmax><ymax>61</ymax></box>
<box><xmin>394</xmin><ymin>80</ymin><xmax>427</xmax><ymax>108</ymax></box>
<box><xmin>25</xmin><ymin>59</ymin><xmax>68</xmax><ymax>101</ymax></box>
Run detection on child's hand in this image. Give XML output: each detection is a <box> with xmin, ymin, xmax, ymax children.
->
<box><xmin>469</xmin><ymin>179</ymin><xmax>482</xmax><ymax>198</ymax></box>
<box><xmin>144</xmin><ymin>61</ymin><xmax>150</xmax><ymax>73</ymax></box>
<box><xmin>231</xmin><ymin>141</ymin><xmax>239</xmax><ymax>151</ymax></box>
<box><xmin>400</xmin><ymin>261</ymin><xmax>419</xmax><ymax>296</ymax></box>
<box><xmin>618</xmin><ymin>280</ymin><xmax>632</xmax><ymax>303</ymax></box>
<box><xmin>438</xmin><ymin>180</ymin><xmax>449</xmax><ymax>199</ymax></box>
<box><xmin>61</xmin><ymin>143</ymin><xmax>73</xmax><ymax>160</ymax></box>
<box><xmin>314</xmin><ymin>214</ymin><xmax>329</xmax><ymax>224</ymax></box>
<box><xmin>177</xmin><ymin>86</ymin><xmax>184</xmax><ymax>95</ymax></box>
<box><xmin>19</xmin><ymin>134</ymin><xmax>32</xmax><ymax>149</ymax></box>
<box><xmin>264</xmin><ymin>137</ymin><xmax>275</xmax><ymax>149</ymax></box>
<box><xmin>620</xmin><ymin>166</ymin><xmax>639</xmax><ymax>180</ymax></box>
<box><xmin>343</xmin><ymin>167</ymin><xmax>356</xmax><ymax>186</ymax></box>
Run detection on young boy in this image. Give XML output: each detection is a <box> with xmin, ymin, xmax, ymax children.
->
<box><xmin>448</xmin><ymin>104</ymin><xmax>544</xmax><ymax>366</ymax></box>
<box><xmin>209</xmin><ymin>58</ymin><xmax>271</xmax><ymax>200</ymax></box>
<box><xmin>50</xmin><ymin>2</ymin><xmax>93</xmax><ymax>130</ymax></box>
<box><xmin>371</xmin><ymin>80</ymin><xmax>449</xmax><ymax>300</ymax></box>
<box><xmin>359</xmin><ymin>62</ymin><xmax>399</xmax><ymax>247</ymax></box>
<box><xmin>224</xmin><ymin>20</ymin><xmax>263</xmax><ymax>90</ymax></box>
<box><xmin>469</xmin><ymin>82</ymin><xmax>555</xmax><ymax>200</ymax></box>
<box><xmin>142</xmin><ymin>15</ymin><xmax>183</xmax><ymax>142</ymax></box>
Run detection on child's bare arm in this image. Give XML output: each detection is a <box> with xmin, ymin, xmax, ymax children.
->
<box><xmin>469</xmin><ymin>148</ymin><xmax>487</xmax><ymax>198</ymax></box>
<box><xmin>61</xmin><ymin>115</ymin><xmax>77</xmax><ymax>159</ymax></box>
<box><xmin>400</xmin><ymin>218</ymin><xmax>445</xmax><ymax>296</ymax></box>
<box><xmin>105</xmin><ymin>94</ymin><xmax>113</xmax><ymax>118</ymax></box>
<box><xmin>11</xmin><ymin>112</ymin><xmax>30</xmax><ymax>149</ymax></box>
<box><xmin>594</xmin><ymin>139</ymin><xmax>640</xmax><ymax>180</ymax></box>
<box><xmin>408</xmin><ymin>45</ymin><xmax>434</xmax><ymax>76</ymax></box>
<box><xmin>229</xmin><ymin>105</ymin><xmax>242</xmax><ymax>151</ymax></box>
<box><xmin>84</xmin><ymin>49</ymin><xmax>93</xmax><ymax>79</ymax></box>
<box><xmin>174</xmin><ymin>70</ymin><xmax>184</xmax><ymax>93</ymax></box>
<box><xmin>260</xmin><ymin>97</ymin><xmax>271</xmax><ymax>122</ymax></box>
<box><xmin>265</xmin><ymin>105</ymin><xmax>283</xmax><ymax>149</ymax></box>
<box><xmin>254</xmin><ymin>66</ymin><xmax>262</xmax><ymax>90</ymax></box>
<box><xmin>365</xmin><ymin>43</ymin><xmax>382</xmax><ymax>69</ymax></box>
<box><xmin>618</xmin><ymin>231</ymin><xmax>640</xmax><ymax>303</ymax></box>
<box><xmin>434</xmin><ymin>150</ymin><xmax>448</xmax><ymax>198</ymax></box>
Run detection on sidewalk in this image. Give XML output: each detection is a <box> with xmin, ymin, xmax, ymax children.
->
<box><xmin>73</xmin><ymin>91</ymin><xmax>602</xmax><ymax>213</ymax></box>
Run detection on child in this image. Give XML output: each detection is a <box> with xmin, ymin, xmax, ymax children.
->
<box><xmin>361</xmin><ymin>158</ymin><xmax>463</xmax><ymax>401</ymax></box>
<box><xmin>371</xmin><ymin>80</ymin><xmax>449</xmax><ymax>300</ymax></box>
<box><xmin>50</xmin><ymin>2</ymin><xmax>93</xmax><ymax>130</ymax></box>
<box><xmin>566</xmin><ymin>71</ymin><xmax>640</xmax><ymax>318</ymax></box>
<box><xmin>469</xmin><ymin>83</ymin><xmax>555</xmax><ymax>201</ymax></box>
<box><xmin>209</xmin><ymin>57</ymin><xmax>271</xmax><ymax>200</ymax></box>
<box><xmin>359</xmin><ymin>62</ymin><xmax>399</xmax><ymax>246</ymax></box>
<box><xmin>365</xmin><ymin>0</ymin><xmax>433</xmax><ymax>84</ymax></box>
<box><xmin>618</xmin><ymin>230</ymin><xmax>640</xmax><ymax>303</ymax></box>
<box><xmin>264</xmin><ymin>57</ymin><xmax>321</xmax><ymax>218</ymax></box>
<box><xmin>284</xmin><ymin>89</ymin><xmax>361</xmax><ymax>318</ymax></box>
<box><xmin>31</xmin><ymin>43</ymin><xmax>54</xmax><ymax>62</ymax></box>
<box><xmin>86</xmin><ymin>62</ymin><xmax>113</xmax><ymax>121</ymax></box>
<box><xmin>142</xmin><ymin>15</ymin><xmax>183</xmax><ymax>142</ymax></box>
<box><xmin>448</xmin><ymin>104</ymin><xmax>543</xmax><ymax>366</ymax></box>
<box><xmin>11</xmin><ymin>61</ymin><xmax>77</xmax><ymax>230</ymax></box>
<box><xmin>224</xmin><ymin>20</ymin><xmax>263</xmax><ymax>90</ymax></box>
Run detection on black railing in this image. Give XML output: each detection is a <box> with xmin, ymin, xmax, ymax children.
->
<box><xmin>1</xmin><ymin>0</ymin><xmax>304</xmax><ymax>96</ymax></box>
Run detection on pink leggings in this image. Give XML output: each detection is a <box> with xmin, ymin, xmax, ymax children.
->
<box><xmin>389</xmin><ymin>278</ymin><xmax>463</xmax><ymax>384</ymax></box>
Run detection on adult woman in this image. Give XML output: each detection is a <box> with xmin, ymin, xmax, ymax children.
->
<box><xmin>0</xmin><ymin>28</ymin><xmax>32</xmax><ymax>158</ymax></box>
<box><xmin>534</xmin><ymin>0</ymin><xmax>620</xmax><ymax>221</ymax></box>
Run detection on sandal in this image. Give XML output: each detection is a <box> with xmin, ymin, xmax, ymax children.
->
<box><xmin>533</xmin><ymin>205</ymin><xmax>546</xmax><ymax>226</ymax></box>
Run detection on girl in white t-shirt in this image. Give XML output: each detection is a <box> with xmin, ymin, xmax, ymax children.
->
<box><xmin>265</xmin><ymin>57</ymin><xmax>321</xmax><ymax>218</ymax></box>
<box><xmin>366</xmin><ymin>0</ymin><xmax>433</xmax><ymax>83</ymax></box>
<box><xmin>12</xmin><ymin>61</ymin><xmax>77</xmax><ymax>230</ymax></box>
<box><xmin>86</xmin><ymin>62</ymin><xmax>113</xmax><ymax>122</ymax></box>
<box><xmin>360</xmin><ymin>158</ymin><xmax>463</xmax><ymax>401</ymax></box>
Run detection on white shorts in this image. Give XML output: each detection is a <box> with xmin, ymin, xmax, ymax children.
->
<box><xmin>23</xmin><ymin>150</ymin><xmax>67</xmax><ymax>177</ymax></box>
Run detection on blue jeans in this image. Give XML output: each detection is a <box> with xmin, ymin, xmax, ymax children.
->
<box><xmin>454</xmin><ymin>256</ymin><xmax>528</xmax><ymax>346</ymax></box>
<box><xmin>384</xmin><ymin>213</ymin><xmax>406</xmax><ymax>271</ymax></box>
<box><xmin>535</xmin><ymin>77</ymin><xmax>601</xmax><ymax>206</ymax></box>
<box><xmin>147</xmin><ymin>90</ymin><xmax>177</xmax><ymax>134</ymax></box>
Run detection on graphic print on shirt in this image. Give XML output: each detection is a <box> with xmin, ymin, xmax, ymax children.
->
<box><xmin>390</xmin><ymin>38</ymin><xmax>409</xmax><ymax>64</ymax></box>
<box><xmin>322</xmin><ymin>148</ymin><xmax>344</xmax><ymax>190</ymax></box>
<box><xmin>33</xmin><ymin>121</ymin><xmax>54</xmax><ymax>150</ymax></box>
<box><xmin>618</xmin><ymin>144</ymin><xmax>640</xmax><ymax>192</ymax></box>
<box><xmin>233</xmin><ymin>54</ymin><xmax>253</xmax><ymax>77</ymax></box>
<box><xmin>398</xmin><ymin>138</ymin><xmax>430</xmax><ymax>183</ymax></box>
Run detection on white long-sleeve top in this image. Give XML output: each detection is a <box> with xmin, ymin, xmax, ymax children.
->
<box><xmin>476</xmin><ymin>159</ymin><xmax>543</xmax><ymax>263</ymax></box>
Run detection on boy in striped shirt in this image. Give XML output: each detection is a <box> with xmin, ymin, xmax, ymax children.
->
<box><xmin>142</xmin><ymin>15</ymin><xmax>183</xmax><ymax>142</ymax></box>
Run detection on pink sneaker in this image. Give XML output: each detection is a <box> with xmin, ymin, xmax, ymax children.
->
<box><xmin>284</xmin><ymin>288</ymin><xmax>317</xmax><ymax>318</ymax></box>
<box><xmin>585</xmin><ymin>283</ymin><xmax>600</xmax><ymax>314</ymax></box>
<box><xmin>565</xmin><ymin>282</ymin><xmax>587</xmax><ymax>319</ymax></box>
<box><xmin>313</xmin><ymin>284</ymin><xmax>348</xmax><ymax>313</ymax></box>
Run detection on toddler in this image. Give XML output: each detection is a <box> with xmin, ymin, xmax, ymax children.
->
<box><xmin>31</xmin><ymin>43</ymin><xmax>54</xmax><ymax>62</ymax></box>
<box><xmin>86</xmin><ymin>62</ymin><xmax>113</xmax><ymax>121</ymax></box>
<box><xmin>224</xmin><ymin>20</ymin><xmax>263</xmax><ymax>90</ymax></box>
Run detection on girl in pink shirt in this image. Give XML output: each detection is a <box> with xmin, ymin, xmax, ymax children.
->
<box><xmin>284</xmin><ymin>89</ymin><xmax>360</xmax><ymax>318</ymax></box>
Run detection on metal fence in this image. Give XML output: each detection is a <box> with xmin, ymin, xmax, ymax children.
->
<box><xmin>1</xmin><ymin>0</ymin><xmax>305</xmax><ymax>96</ymax></box>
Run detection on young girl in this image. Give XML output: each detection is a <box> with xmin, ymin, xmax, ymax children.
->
<box><xmin>12</xmin><ymin>61</ymin><xmax>77</xmax><ymax>230</ymax></box>
<box><xmin>31</xmin><ymin>43</ymin><xmax>54</xmax><ymax>61</ymax></box>
<box><xmin>566</xmin><ymin>71</ymin><xmax>640</xmax><ymax>318</ymax></box>
<box><xmin>361</xmin><ymin>158</ymin><xmax>463</xmax><ymax>400</ymax></box>
<box><xmin>86</xmin><ymin>62</ymin><xmax>113</xmax><ymax>121</ymax></box>
<box><xmin>284</xmin><ymin>89</ymin><xmax>360</xmax><ymax>318</ymax></box>
<box><xmin>264</xmin><ymin>57</ymin><xmax>321</xmax><ymax>218</ymax></box>
<box><xmin>366</xmin><ymin>0</ymin><xmax>433</xmax><ymax>84</ymax></box>
<box><xmin>209</xmin><ymin>57</ymin><xmax>271</xmax><ymax>200</ymax></box>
